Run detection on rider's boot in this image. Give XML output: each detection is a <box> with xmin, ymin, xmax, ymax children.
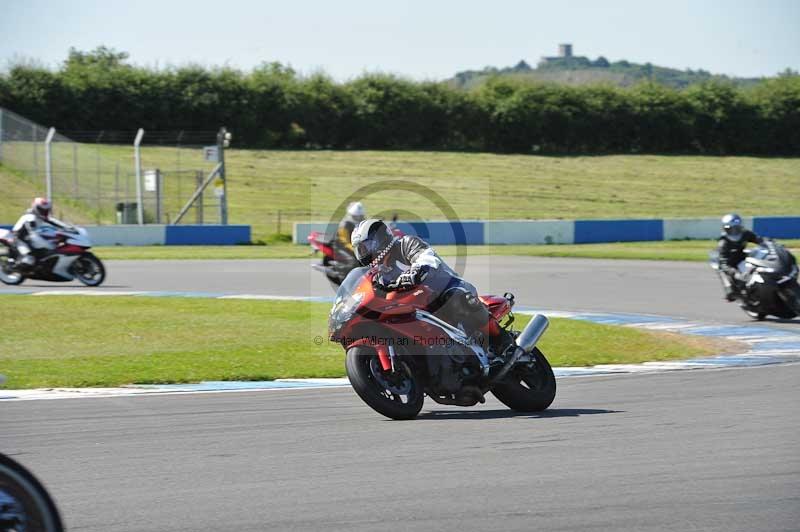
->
<box><xmin>479</xmin><ymin>319</ymin><xmax>517</xmax><ymax>359</ymax></box>
<box><xmin>17</xmin><ymin>254</ymin><xmax>35</xmax><ymax>273</ymax></box>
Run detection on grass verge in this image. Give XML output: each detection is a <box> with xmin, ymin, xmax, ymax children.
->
<box><xmin>0</xmin><ymin>296</ymin><xmax>739</xmax><ymax>389</ymax></box>
<box><xmin>2</xmin><ymin>149</ymin><xmax>798</xmax><ymax>240</ymax></box>
<box><xmin>92</xmin><ymin>239</ymin><xmax>800</xmax><ymax>262</ymax></box>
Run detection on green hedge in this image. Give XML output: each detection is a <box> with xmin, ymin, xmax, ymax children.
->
<box><xmin>1</xmin><ymin>47</ymin><xmax>798</xmax><ymax>154</ymax></box>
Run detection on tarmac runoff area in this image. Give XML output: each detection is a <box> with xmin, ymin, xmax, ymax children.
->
<box><xmin>2</xmin><ymin>256</ymin><xmax>800</xmax><ymax>531</ymax></box>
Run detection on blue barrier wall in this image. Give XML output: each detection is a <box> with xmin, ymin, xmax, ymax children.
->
<box><xmin>3</xmin><ymin>224</ymin><xmax>252</xmax><ymax>245</ymax></box>
<box><xmin>753</xmin><ymin>217</ymin><xmax>800</xmax><ymax>239</ymax></box>
<box><xmin>394</xmin><ymin>221</ymin><xmax>484</xmax><ymax>245</ymax></box>
<box><xmin>294</xmin><ymin>217</ymin><xmax>799</xmax><ymax>245</ymax></box>
<box><xmin>574</xmin><ymin>219</ymin><xmax>664</xmax><ymax>244</ymax></box>
<box><xmin>165</xmin><ymin>225</ymin><xmax>251</xmax><ymax>245</ymax></box>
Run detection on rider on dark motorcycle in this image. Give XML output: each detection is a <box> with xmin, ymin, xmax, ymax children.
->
<box><xmin>11</xmin><ymin>198</ymin><xmax>68</xmax><ymax>271</ymax></box>
<box><xmin>717</xmin><ymin>213</ymin><xmax>763</xmax><ymax>301</ymax></box>
<box><xmin>351</xmin><ymin>219</ymin><xmax>516</xmax><ymax>357</ymax></box>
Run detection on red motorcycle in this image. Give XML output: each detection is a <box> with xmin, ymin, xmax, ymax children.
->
<box><xmin>329</xmin><ymin>266</ymin><xmax>556</xmax><ymax>419</ymax></box>
<box><xmin>308</xmin><ymin>230</ymin><xmax>356</xmax><ymax>287</ymax></box>
<box><xmin>309</xmin><ymin>220</ymin><xmax>404</xmax><ymax>287</ymax></box>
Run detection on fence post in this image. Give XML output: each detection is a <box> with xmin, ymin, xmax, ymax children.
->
<box><xmin>134</xmin><ymin>128</ymin><xmax>144</xmax><ymax>225</ymax></box>
<box><xmin>217</xmin><ymin>127</ymin><xmax>229</xmax><ymax>225</ymax></box>
<box><xmin>196</xmin><ymin>170</ymin><xmax>204</xmax><ymax>224</ymax></box>
<box><xmin>44</xmin><ymin>127</ymin><xmax>56</xmax><ymax>201</ymax></box>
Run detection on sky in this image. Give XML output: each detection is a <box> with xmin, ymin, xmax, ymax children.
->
<box><xmin>1</xmin><ymin>0</ymin><xmax>798</xmax><ymax>80</ymax></box>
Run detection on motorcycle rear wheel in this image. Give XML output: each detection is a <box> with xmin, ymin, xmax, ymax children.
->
<box><xmin>784</xmin><ymin>283</ymin><xmax>800</xmax><ymax>316</ymax></box>
<box><xmin>0</xmin><ymin>244</ymin><xmax>24</xmax><ymax>285</ymax></box>
<box><xmin>345</xmin><ymin>346</ymin><xmax>424</xmax><ymax>420</ymax></box>
<box><xmin>72</xmin><ymin>252</ymin><xmax>105</xmax><ymax>287</ymax></box>
<box><xmin>492</xmin><ymin>347</ymin><xmax>556</xmax><ymax>412</ymax></box>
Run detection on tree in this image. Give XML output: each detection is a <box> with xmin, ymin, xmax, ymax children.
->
<box><xmin>593</xmin><ymin>56</ymin><xmax>610</xmax><ymax>68</ymax></box>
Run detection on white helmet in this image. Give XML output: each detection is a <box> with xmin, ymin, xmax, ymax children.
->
<box><xmin>346</xmin><ymin>202</ymin><xmax>365</xmax><ymax>222</ymax></box>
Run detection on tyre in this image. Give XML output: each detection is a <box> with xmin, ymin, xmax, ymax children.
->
<box><xmin>345</xmin><ymin>345</ymin><xmax>424</xmax><ymax>420</ymax></box>
<box><xmin>72</xmin><ymin>252</ymin><xmax>105</xmax><ymax>286</ymax></box>
<box><xmin>492</xmin><ymin>347</ymin><xmax>557</xmax><ymax>412</ymax></box>
<box><xmin>322</xmin><ymin>255</ymin><xmax>342</xmax><ymax>288</ymax></box>
<box><xmin>0</xmin><ymin>244</ymin><xmax>24</xmax><ymax>285</ymax></box>
<box><xmin>784</xmin><ymin>283</ymin><xmax>800</xmax><ymax>316</ymax></box>
<box><xmin>742</xmin><ymin>308</ymin><xmax>766</xmax><ymax>321</ymax></box>
<box><xmin>0</xmin><ymin>452</ymin><xmax>64</xmax><ymax>531</ymax></box>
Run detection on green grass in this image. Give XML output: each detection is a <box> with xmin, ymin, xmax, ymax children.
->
<box><xmin>0</xmin><ymin>163</ymin><xmax>93</xmax><ymax>225</ymax></box>
<box><xmin>92</xmin><ymin>239</ymin><xmax>800</xmax><ymax>262</ymax></box>
<box><xmin>3</xmin><ymin>146</ymin><xmax>798</xmax><ymax>241</ymax></box>
<box><xmin>0</xmin><ymin>295</ymin><xmax>736</xmax><ymax>389</ymax></box>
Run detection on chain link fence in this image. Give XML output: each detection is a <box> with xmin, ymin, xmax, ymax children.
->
<box><xmin>0</xmin><ymin>107</ymin><xmax>222</xmax><ymax>225</ymax></box>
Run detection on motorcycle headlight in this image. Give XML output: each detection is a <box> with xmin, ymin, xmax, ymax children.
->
<box><xmin>328</xmin><ymin>292</ymin><xmax>364</xmax><ymax>332</ymax></box>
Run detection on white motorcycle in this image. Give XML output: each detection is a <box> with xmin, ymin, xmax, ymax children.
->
<box><xmin>0</xmin><ymin>224</ymin><xmax>105</xmax><ymax>286</ymax></box>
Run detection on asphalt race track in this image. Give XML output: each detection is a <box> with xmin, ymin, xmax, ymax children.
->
<box><xmin>15</xmin><ymin>256</ymin><xmax>800</xmax><ymax>330</ymax></box>
<box><xmin>3</xmin><ymin>256</ymin><xmax>800</xmax><ymax>531</ymax></box>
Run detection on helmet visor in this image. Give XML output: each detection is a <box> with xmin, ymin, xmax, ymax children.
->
<box><xmin>724</xmin><ymin>224</ymin><xmax>743</xmax><ymax>236</ymax></box>
<box><xmin>355</xmin><ymin>239</ymin><xmax>380</xmax><ymax>265</ymax></box>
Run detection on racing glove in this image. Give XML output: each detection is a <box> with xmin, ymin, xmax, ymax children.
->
<box><xmin>386</xmin><ymin>265</ymin><xmax>429</xmax><ymax>291</ymax></box>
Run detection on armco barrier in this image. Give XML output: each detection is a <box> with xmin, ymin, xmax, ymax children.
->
<box><xmin>295</xmin><ymin>216</ymin><xmax>800</xmax><ymax>245</ymax></box>
<box><xmin>0</xmin><ymin>225</ymin><xmax>251</xmax><ymax>246</ymax></box>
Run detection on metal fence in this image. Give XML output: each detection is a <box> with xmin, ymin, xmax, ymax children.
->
<box><xmin>0</xmin><ymin>107</ymin><xmax>224</xmax><ymax>225</ymax></box>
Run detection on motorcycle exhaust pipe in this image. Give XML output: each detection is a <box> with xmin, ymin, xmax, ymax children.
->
<box><xmin>516</xmin><ymin>314</ymin><xmax>550</xmax><ymax>353</ymax></box>
<box><xmin>489</xmin><ymin>314</ymin><xmax>549</xmax><ymax>387</ymax></box>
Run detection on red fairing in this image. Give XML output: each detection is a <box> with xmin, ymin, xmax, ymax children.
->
<box><xmin>307</xmin><ymin>232</ymin><xmax>335</xmax><ymax>259</ymax></box>
<box><xmin>479</xmin><ymin>295</ymin><xmax>512</xmax><ymax>321</ymax></box>
<box><xmin>57</xmin><ymin>244</ymin><xmax>86</xmax><ymax>255</ymax></box>
<box><xmin>336</xmin><ymin>270</ymin><xmax>509</xmax><ymax>357</ymax></box>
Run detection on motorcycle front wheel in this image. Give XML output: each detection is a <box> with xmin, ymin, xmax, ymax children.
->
<box><xmin>72</xmin><ymin>252</ymin><xmax>106</xmax><ymax>286</ymax></box>
<box><xmin>0</xmin><ymin>244</ymin><xmax>24</xmax><ymax>285</ymax></box>
<box><xmin>345</xmin><ymin>345</ymin><xmax>424</xmax><ymax>420</ymax></box>
<box><xmin>0</xmin><ymin>453</ymin><xmax>64</xmax><ymax>532</ymax></box>
<box><xmin>492</xmin><ymin>347</ymin><xmax>557</xmax><ymax>412</ymax></box>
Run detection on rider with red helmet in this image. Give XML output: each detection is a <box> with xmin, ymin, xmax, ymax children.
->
<box><xmin>12</xmin><ymin>198</ymin><xmax>67</xmax><ymax>270</ymax></box>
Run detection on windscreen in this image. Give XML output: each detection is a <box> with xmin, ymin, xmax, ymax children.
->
<box><xmin>335</xmin><ymin>266</ymin><xmax>371</xmax><ymax>300</ymax></box>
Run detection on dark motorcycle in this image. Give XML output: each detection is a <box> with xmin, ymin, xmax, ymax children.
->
<box><xmin>710</xmin><ymin>239</ymin><xmax>800</xmax><ymax>320</ymax></box>
<box><xmin>328</xmin><ymin>266</ymin><xmax>556</xmax><ymax>419</ymax></box>
<box><xmin>0</xmin><ymin>452</ymin><xmax>64</xmax><ymax>532</ymax></box>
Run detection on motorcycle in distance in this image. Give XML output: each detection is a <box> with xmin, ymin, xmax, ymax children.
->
<box><xmin>0</xmin><ymin>224</ymin><xmax>105</xmax><ymax>287</ymax></box>
<box><xmin>309</xmin><ymin>217</ymin><xmax>404</xmax><ymax>287</ymax></box>
<box><xmin>709</xmin><ymin>239</ymin><xmax>800</xmax><ymax>320</ymax></box>
<box><xmin>328</xmin><ymin>266</ymin><xmax>557</xmax><ymax>419</ymax></box>
<box><xmin>0</xmin><ymin>449</ymin><xmax>64</xmax><ymax>532</ymax></box>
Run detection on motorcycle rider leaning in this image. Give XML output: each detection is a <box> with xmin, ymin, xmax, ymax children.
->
<box><xmin>717</xmin><ymin>213</ymin><xmax>763</xmax><ymax>301</ymax></box>
<box><xmin>12</xmin><ymin>198</ymin><xmax>68</xmax><ymax>271</ymax></box>
<box><xmin>351</xmin><ymin>218</ymin><xmax>517</xmax><ymax>357</ymax></box>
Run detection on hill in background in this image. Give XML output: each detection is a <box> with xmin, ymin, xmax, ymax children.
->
<box><xmin>450</xmin><ymin>44</ymin><xmax>770</xmax><ymax>89</ymax></box>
